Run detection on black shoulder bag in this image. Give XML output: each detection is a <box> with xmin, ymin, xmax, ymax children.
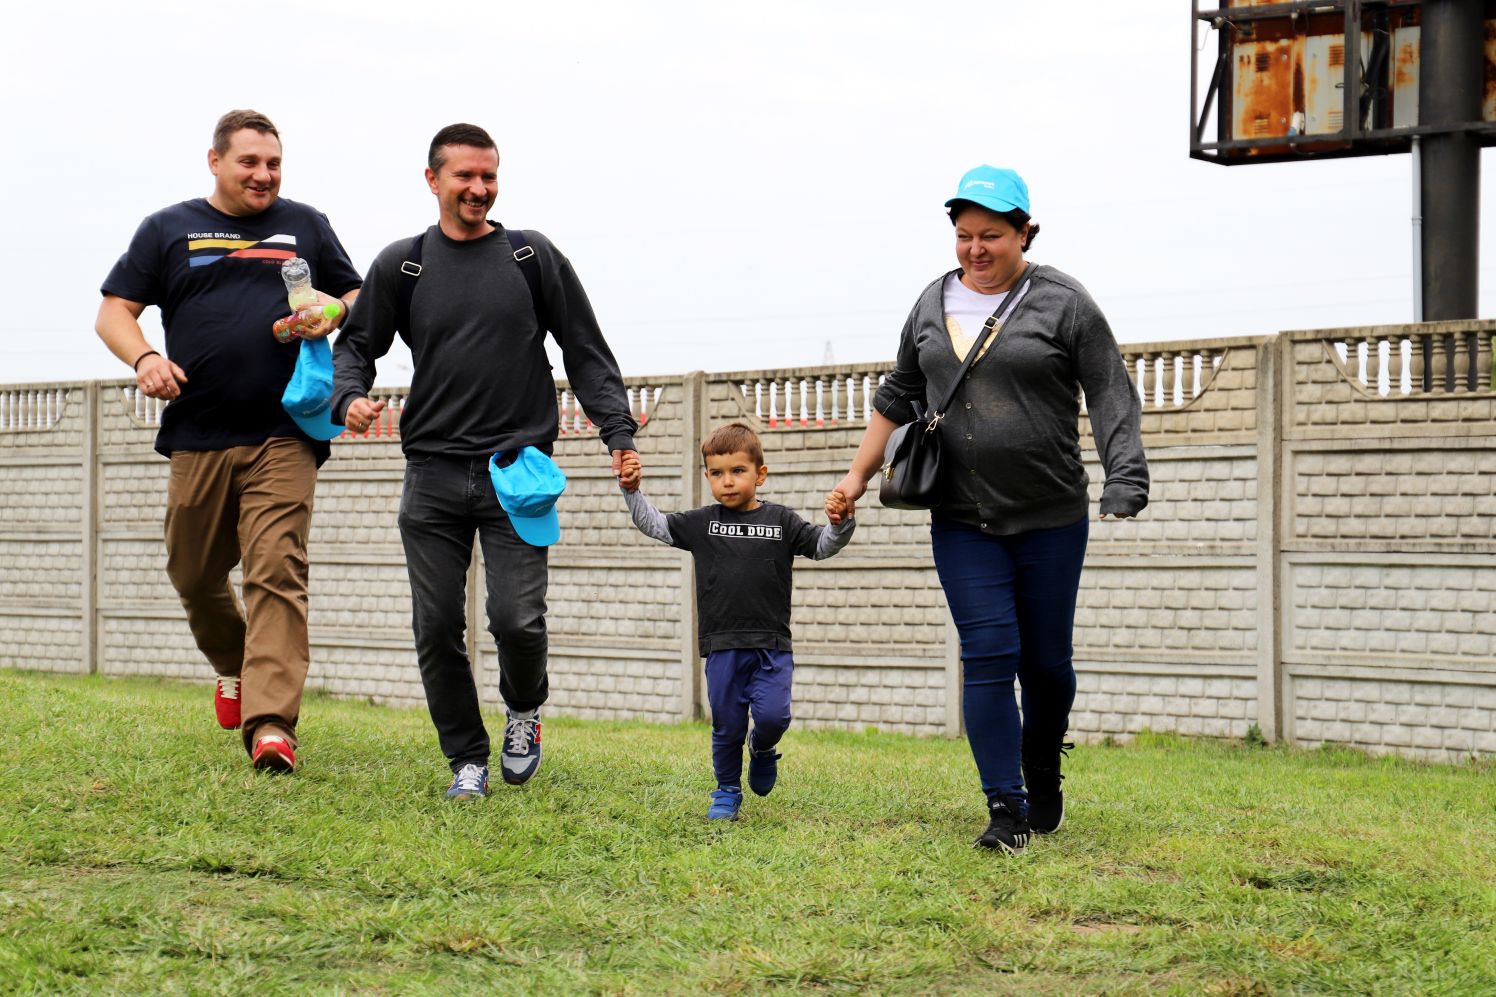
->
<box><xmin>878</xmin><ymin>265</ymin><xmax>1035</xmax><ymax>511</ymax></box>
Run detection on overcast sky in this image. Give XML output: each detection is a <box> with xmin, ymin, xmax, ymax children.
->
<box><xmin>2</xmin><ymin>1</ymin><xmax>1492</xmax><ymax>386</ymax></box>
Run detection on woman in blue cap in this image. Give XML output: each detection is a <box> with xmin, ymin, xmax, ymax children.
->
<box><xmin>829</xmin><ymin>166</ymin><xmax>1148</xmax><ymax>854</ymax></box>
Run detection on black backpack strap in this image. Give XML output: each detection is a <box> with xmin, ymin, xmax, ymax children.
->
<box><xmin>394</xmin><ymin>227</ymin><xmax>546</xmax><ymax>339</ymax></box>
<box><xmin>395</xmin><ymin>233</ymin><xmax>425</xmax><ymax>340</ymax></box>
<box><xmin>505</xmin><ymin>228</ymin><xmax>546</xmax><ymax>333</ymax></box>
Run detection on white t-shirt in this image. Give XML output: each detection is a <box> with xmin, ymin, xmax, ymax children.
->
<box><xmin>943</xmin><ymin>272</ymin><xmax>1010</xmax><ymax>361</ymax></box>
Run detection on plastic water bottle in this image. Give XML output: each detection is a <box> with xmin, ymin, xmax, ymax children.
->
<box><xmin>273</xmin><ymin>301</ymin><xmax>345</xmax><ymax>343</ymax></box>
<box><xmin>281</xmin><ymin>257</ymin><xmax>318</xmax><ymax>311</ymax></box>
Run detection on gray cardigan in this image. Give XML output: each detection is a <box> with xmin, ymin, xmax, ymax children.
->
<box><xmin>872</xmin><ymin>265</ymin><xmax>1148</xmax><ymax>534</ymax></box>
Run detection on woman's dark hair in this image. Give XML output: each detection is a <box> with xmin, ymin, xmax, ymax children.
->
<box><xmin>947</xmin><ymin>201</ymin><xmax>1041</xmax><ymax>252</ymax></box>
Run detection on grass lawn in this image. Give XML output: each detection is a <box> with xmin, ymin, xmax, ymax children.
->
<box><xmin>1</xmin><ymin>670</ymin><xmax>1494</xmax><ymax>995</ymax></box>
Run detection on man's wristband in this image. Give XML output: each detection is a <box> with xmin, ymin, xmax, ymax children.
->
<box><xmin>132</xmin><ymin>350</ymin><xmax>160</xmax><ymax>371</ymax></box>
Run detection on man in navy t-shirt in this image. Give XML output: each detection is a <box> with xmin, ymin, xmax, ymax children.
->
<box><xmin>95</xmin><ymin>109</ymin><xmax>362</xmax><ymax>773</ymax></box>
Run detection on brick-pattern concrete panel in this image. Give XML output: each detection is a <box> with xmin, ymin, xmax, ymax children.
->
<box><xmin>309</xmin><ymin>644</ymin><xmax>425</xmax><ymax>709</ymax></box>
<box><xmin>0</xmin><ymin>613</ymin><xmax>85</xmax><ymax>674</ymax></box>
<box><xmin>794</xmin><ymin>664</ymin><xmax>946</xmax><ymax>735</ymax></box>
<box><xmin>99</xmin><ymin>461</ymin><xmax>170</xmax><ymax>528</ymax></box>
<box><xmin>0</xmin><ymin>465</ymin><xmax>84</xmax><ymax>530</ymax></box>
<box><xmin>307</xmin><ymin>560</ymin><xmax>417</xmax><ymax>637</ymax></box>
<box><xmin>1087</xmin><ymin>451</ymin><xmax>1258</xmax><ymax>545</ymax></box>
<box><xmin>1289</xmin><ymin>561</ymin><xmax>1496</xmax><ymax>661</ymax></box>
<box><xmin>1291</xmin><ymin>449</ymin><xmax>1496</xmax><ymax>543</ymax></box>
<box><xmin>547</xmin><ymin>652</ymin><xmax>681</xmax><ymax>723</ymax></box>
<box><xmin>1069</xmin><ymin>672</ymin><xmax>1257</xmax><ymax>740</ymax></box>
<box><xmin>1293</xmin><ymin>677</ymin><xmax>1496</xmax><ymax>762</ymax></box>
<box><xmin>0</xmin><ymin>384</ymin><xmax>90</xmax><ymax>675</ymax></box>
<box><xmin>99</xmin><ymin>615</ymin><xmax>205</xmax><ymax>680</ymax></box>
<box><xmin>1076</xmin><ymin>562</ymin><xmax>1259</xmax><ymax>657</ymax></box>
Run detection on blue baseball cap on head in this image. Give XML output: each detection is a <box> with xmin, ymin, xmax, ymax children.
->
<box><xmin>945</xmin><ymin>165</ymin><xmax>1030</xmax><ymax>215</ymax></box>
<box><xmin>281</xmin><ymin>337</ymin><xmax>344</xmax><ymax>441</ymax></box>
<box><xmin>489</xmin><ymin>447</ymin><xmax>567</xmax><ymax>547</ymax></box>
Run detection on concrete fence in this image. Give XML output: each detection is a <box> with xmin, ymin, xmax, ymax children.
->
<box><xmin>2</xmin><ymin>320</ymin><xmax>1493</xmax><ymax>761</ymax></box>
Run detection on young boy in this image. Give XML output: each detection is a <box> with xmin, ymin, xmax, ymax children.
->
<box><xmin>618</xmin><ymin>422</ymin><xmax>854</xmax><ymax>820</ymax></box>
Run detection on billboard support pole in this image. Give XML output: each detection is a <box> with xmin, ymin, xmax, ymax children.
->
<box><xmin>1419</xmin><ymin>0</ymin><xmax>1482</xmax><ymax>321</ymax></box>
<box><xmin>1412</xmin><ymin>135</ymin><xmax>1422</xmax><ymax>323</ymax></box>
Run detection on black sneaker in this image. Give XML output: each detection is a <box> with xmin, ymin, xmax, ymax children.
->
<box><xmin>974</xmin><ymin>795</ymin><xmax>1031</xmax><ymax>854</ymax></box>
<box><xmin>746</xmin><ymin>734</ymin><xmax>781</xmax><ymax>797</ymax></box>
<box><xmin>1024</xmin><ymin>741</ymin><xmax>1073</xmax><ymax>835</ymax></box>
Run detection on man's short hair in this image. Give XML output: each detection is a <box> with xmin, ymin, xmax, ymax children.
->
<box><xmin>702</xmin><ymin>422</ymin><xmax>764</xmax><ymax>468</ymax></box>
<box><xmin>428</xmin><ymin>123</ymin><xmax>498</xmax><ymax>173</ymax></box>
<box><xmin>212</xmin><ymin>110</ymin><xmax>280</xmax><ymax>156</ymax></box>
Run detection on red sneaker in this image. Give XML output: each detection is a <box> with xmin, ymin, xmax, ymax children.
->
<box><xmin>215</xmin><ymin>676</ymin><xmax>242</xmax><ymax>730</ymax></box>
<box><xmin>251</xmin><ymin>735</ymin><xmax>295</xmax><ymax>773</ymax></box>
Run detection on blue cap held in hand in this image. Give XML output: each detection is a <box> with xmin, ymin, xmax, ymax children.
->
<box><xmin>945</xmin><ymin>165</ymin><xmax>1030</xmax><ymax>216</ymax></box>
<box><xmin>489</xmin><ymin>447</ymin><xmax>567</xmax><ymax>547</ymax></box>
<box><xmin>281</xmin><ymin>337</ymin><xmax>345</xmax><ymax>441</ymax></box>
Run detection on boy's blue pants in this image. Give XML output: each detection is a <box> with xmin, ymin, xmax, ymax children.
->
<box><xmin>705</xmin><ymin>648</ymin><xmax>794</xmax><ymax>790</ymax></box>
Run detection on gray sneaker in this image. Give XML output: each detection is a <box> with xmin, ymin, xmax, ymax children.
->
<box><xmin>501</xmin><ymin>709</ymin><xmax>543</xmax><ymax>785</ymax></box>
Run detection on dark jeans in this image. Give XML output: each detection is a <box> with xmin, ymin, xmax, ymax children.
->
<box><xmin>399</xmin><ymin>454</ymin><xmax>549</xmax><ymax>771</ymax></box>
<box><xmin>930</xmin><ymin>515</ymin><xmax>1088</xmax><ymax>805</ymax></box>
<box><xmin>705</xmin><ymin>648</ymin><xmax>794</xmax><ymax>790</ymax></box>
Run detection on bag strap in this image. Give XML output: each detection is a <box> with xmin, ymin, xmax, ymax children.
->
<box><xmin>394</xmin><ymin>226</ymin><xmax>547</xmax><ymax>339</ymax></box>
<box><xmin>395</xmin><ymin>233</ymin><xmax>425</xmax><ymax>338</ymax></box>
<box><xmin>930</xmin><ymin>263</ymin><xmax>1035</xmax><ymax>421</ymax></box>
<box><xmin>505</xmin><ymin>229</ymin><xmax>547</xmax><ymax>332</ymax></box>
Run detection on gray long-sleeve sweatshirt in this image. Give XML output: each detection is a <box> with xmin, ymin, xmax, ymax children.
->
<box><xmin>331</xmin><ymin>224</ymin><xmax>636</xmax><ymax>457</ymax></box>
<box><xmin>872</xmin><ymin>265</ymin><xmax>1148</xmax><ymax>534</ymax></box>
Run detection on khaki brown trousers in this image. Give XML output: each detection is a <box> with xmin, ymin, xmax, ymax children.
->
<box><xmin>164</xmin><ymin>437</ymin><xmax>316</xmax><ymax>754</ymax></box>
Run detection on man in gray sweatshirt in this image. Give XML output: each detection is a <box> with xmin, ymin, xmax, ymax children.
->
<box><xmin>330</xmin><ymin>123</ymin><xmax>637</xmax><ymax>801</ymax></box>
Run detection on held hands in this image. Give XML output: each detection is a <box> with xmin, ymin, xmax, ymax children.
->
<box><xmin>825</xmin><ymin>489</ymin><xmax>853</xmax><ymax>522</ymax></box>
<box><xmin>136</xmin><ymin>353</ymin><xmax>188</xmax><ymax>400</ymax></box>
<box><xmin>826</xmin><ymin>472</ymin><xmax>868</xmax><ymax>525</ymax></box>
<box><xmin>344</xmin><ymin>397</ymin><xmax>387</xmax><ymax>434</ymax></box>
<box><xmin>613</xmin><ymin>449</ymin><xmax>642</xmax><ymax>491</ymax></box>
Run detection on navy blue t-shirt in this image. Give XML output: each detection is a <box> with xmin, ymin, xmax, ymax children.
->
<box><xmin>101</xmin><ymin>197</ymin><xmax>362</xmax><ymax>459</ymax></box>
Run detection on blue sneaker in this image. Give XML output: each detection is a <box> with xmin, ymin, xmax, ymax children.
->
<box><xmin>501</xmin><ymin>709</ymin><xmax>542</xmax><ymax>785</ymax></box>
<box><xmin>445</xmin><ymin>763</ymin><xmax>488</xmax><ymax>801</ymax></box>
<box><xmin>747</xmin><ymin>738</ymin><xmax>781</xmax><ymax>797</ymax></box>
<box><xmin>707</xmin><ymin>787</ymin><xmax>743</xmax><ymax>820</ymax></box>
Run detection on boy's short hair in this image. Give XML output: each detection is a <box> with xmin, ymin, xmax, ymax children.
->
<box><xmin>702</xmin><ymin>422</ymin><xmax>764</xmax><ymax>467</ymax></box>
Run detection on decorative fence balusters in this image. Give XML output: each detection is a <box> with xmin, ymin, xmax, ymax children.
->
<box><xmin>0</xmin><ymin>387</ymin><xmax>71</xmax><ymax>430</ymax></box>
<box><xmin>1328</xmin><ymin>331</ymin><xmax>1493</xmax><ymax>397</ymax></box>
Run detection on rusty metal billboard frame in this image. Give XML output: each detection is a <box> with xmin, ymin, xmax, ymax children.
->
<box><xmin>1191</xmin><ymin>0</ymin><xmax>1496</xmax><ymax>165</ymax></box>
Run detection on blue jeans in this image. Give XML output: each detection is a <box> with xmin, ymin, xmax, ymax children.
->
<box><xmin>705</xmin><ymin>648</ymin><xmax>794</xmax><ymax>790</ymax></box>
<box><xmin>930</xmin><ymin>515</ymin><xmax>1088</xmax><ymax>805</ymax></box>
